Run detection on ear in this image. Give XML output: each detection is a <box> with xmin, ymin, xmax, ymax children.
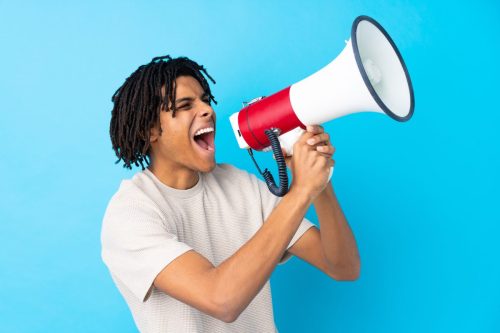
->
<box><xmin>149</xmin><ymin>125</ymin><xmax>161</xmax><ymax>143</ymax></box>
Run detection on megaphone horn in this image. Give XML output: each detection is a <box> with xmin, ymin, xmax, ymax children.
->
<box><xmin>230</xmin><ymin>15</ymin><xmax>415</xmax><ymax>196</ymax></box>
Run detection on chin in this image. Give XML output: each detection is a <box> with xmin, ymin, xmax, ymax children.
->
<box><xmin>197</xmin><ymin>159</ymin><xmax>217</xmax><ymax>173</ymax></box>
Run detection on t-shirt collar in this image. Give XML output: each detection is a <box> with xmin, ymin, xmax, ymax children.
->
<box><xmin>143</xmin><ymin>168</ymin><xmax>204</xmax><ymax>198</ymax></box>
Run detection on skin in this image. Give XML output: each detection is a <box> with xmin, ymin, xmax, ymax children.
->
<box><xmin>148</xmin><ymin>75</ymin><xmax>217</xmax><ymax>189</ymax></box>
<box><xmin>149</xmin><ymin>74</ymin><xmax>360</xmax><ymax>322</ymax></box>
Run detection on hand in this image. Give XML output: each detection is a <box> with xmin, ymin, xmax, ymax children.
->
<box><xmin>284</xmin><ymin>125</ymin><xmax>335</xmax><ymax>201</ymax></box>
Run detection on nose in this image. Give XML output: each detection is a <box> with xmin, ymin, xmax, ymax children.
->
<box><xmin>199</xmin><ymin>103</ymin><xmax>214</xmax><ymax>119</ymax></box>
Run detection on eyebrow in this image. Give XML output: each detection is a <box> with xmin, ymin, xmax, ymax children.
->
<box><xmin>175</xmin><ymin>93</ymin><xmax>210</xmax><ymax>105</ymax></box>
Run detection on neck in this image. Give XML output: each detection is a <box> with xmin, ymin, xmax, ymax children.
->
<box><xmin>147</xmin><ymin>162</ymin><xmax>199</xmax><ymax>190</ymax></box>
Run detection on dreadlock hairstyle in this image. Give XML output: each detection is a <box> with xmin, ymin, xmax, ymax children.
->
<box><xmin>110</xmin><ymin>55</ymin><xmax>217</xmax><ymax>169</ymax></box>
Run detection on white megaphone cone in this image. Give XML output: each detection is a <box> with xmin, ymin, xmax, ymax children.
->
<box><xmin>230</xmin><ymin>15</ymin><xmax>415</xmax><ymax>196</ymax></box>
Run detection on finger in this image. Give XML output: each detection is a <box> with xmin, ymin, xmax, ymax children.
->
<box><xmin>315</xmin><ymin>154</ymin><xmax>334</xmax><ymax>169</ymax></box>
<box><xmin>316</xmin><ymin>145</ymin><xmax>335</xmax><ymax>155</ymax></box>
<box><xmin>306</xmin><ymin>125</ymin><xmax>324</xmax><ymax>134</ymax></box>
<box><xmin>306</xmin><ymin>132</ymin><xmax>330</xmax><ymax>146</ymax></box>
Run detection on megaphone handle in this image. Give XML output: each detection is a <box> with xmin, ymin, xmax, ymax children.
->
<box><xmin>278</xmin><ymin>127</ymin><xmax>304</xmax><ymax>156</ymax></box>
<box><xmin>279</xmin><ymin>127</ymin><xmax>334</xmax><ymax>183</ymax></box>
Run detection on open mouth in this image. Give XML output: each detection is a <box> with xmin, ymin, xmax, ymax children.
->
<box><xmin>193</xmin><ymin>126</ymin><xmax>215</xmax><ymax>152</ymax></box>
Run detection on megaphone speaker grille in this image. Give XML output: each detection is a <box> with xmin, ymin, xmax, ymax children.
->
<box><xmin>352</xmin><ymin>15</ymin><xmax>415</xmax><ymax>121</ymax></box>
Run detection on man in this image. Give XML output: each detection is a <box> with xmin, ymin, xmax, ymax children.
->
<box><xmin>101</xmin><ymin>55</ymin><xmax>360</xmax><ymax>333</ymax></box>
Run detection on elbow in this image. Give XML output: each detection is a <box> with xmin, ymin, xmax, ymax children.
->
<box><xmin>214</xmin><ymin>301</ymin><xmax>240</xmax><ymax>323</ymax></box>
<box><xmin>217</xmin><ymin>300</ymin><xmax>240</xmax><ymax>324</ymax></box>
<box><xmin>329</xmin><ymin>262</ymin><xmax>361</xmax><ymax>281</ymax></box>
<box><xmin>334</xmin><ymin>271</ymin><xmax>360</xmax><ymax>281</ymax></box>
<box><xmin>212</xmin><ymin>293</ymin><xmax>241</xmax><ymax>323</ymax></box>
<box><xmin>210</xmin><ymin>270</ymin><xmax>241</xmax><ymax>323</ymax></box>
<box><xmin>220</xmin><ymin>311</ymin><xmax>239</xmax><ymax>324</ymax></box>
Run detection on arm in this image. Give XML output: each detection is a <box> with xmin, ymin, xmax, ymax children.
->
<box><xmin>313</xmin><ymin>182</ymin><xmax>360</xmax><ymax>280</ymax></box>
<box><xmin>153</xmin><ymin>133</ymin><xmax>329</xmax><ymax>323</ymax></box>
<box><xmin>153</xmin><ymin>188</ymin><xmax>310</xmax><ymax>323</ymax></box>
<box><xmin>285</xmin><ymin>125</ymin><xmax>360</xmax><ymax>280</ymax></box>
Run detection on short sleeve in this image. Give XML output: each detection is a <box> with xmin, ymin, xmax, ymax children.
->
<box><xmin>101</xmin><ymin>193</ymin><xmax>193</xmax><ymax>302</ymax></box>
<box><xmin>278</xmin><ymin>217</ymin><xmax>315</xmax><ymax>265</ymax></box>
<box><xmin>254</xmin><ymin>175</ymin><xmax>316</xmax><ymax>265</ymax></box>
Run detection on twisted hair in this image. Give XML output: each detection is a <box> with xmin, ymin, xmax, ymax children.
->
<box><xmin>110</xmin><ymin>55</ymin><xmax>217</xmax><ymax>169</ymax></box>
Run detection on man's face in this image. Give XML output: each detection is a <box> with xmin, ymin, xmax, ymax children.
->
<box><xmin>149</xmin><ymin>75</ymin><xmax>216</xmax><ymax>173</ymax></box>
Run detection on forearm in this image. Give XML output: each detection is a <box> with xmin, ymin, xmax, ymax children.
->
<box><xmin>314</xmin><ymin>182</ymin><xmax>360</xmax><ymax>278</ymax></box>
<box><xmin>212</xmin><ymin>188</ymin><xmax>311</xmax><ymax>320</ymax></box>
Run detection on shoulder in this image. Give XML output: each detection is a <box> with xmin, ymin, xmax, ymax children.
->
<box><xmin>207</xmin><ymin>163</ymin><xmax>260</xmax><ymax>187</ymax></box>
<box><xmin>108</xmin><ymin>172</ymin><xmax>157</xmax><ymax>207</ymax></box>
<box><xmin>202</xmin><ymin>164</ymin><xmax>268</xmax><ymax>205</ymax></box>
<box><xmin>102</xmin><ymin>172</ymin><xmax>165</xmax><ymax>231</ymax></box>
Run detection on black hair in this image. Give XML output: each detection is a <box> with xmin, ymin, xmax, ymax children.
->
<box><xmin>110</xmin><ymin>55</ymin><xmax>217</xmax><ymax>169</ymax></box>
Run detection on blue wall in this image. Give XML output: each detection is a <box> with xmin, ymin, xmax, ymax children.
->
<box><xmin>1</xmin><ymin>1</ymin><xmax>498</xmax><ymax>332</ymax></box>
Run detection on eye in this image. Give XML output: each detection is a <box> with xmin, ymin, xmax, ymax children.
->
<box><xmin>202</xmin><ymin>97</ymin><xmax>211</xmax><ymax>105</ymax></box>
<box><xmin>178</xmin><ymin>104</ymin><xmax>192</xmax><ymax>110</ymax></box>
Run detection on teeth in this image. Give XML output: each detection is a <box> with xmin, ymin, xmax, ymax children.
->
<box><xmin>194</xmin><ymin>127</ymin><xmax>214</xmax><ymax>136</ymax></box>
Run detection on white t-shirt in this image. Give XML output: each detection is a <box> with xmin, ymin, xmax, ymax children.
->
<box><xmin>101</xmin><ymin>163</ymin><xmax>315</xmax><ymax>333</ymax></box>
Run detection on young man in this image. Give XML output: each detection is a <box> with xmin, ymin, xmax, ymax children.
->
<box><xmin>101</xmin><ymin>55</ymin><xmax>360</xmax><ymax>333</ymax></box>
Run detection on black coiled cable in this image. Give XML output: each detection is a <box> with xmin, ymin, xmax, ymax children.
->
<box><xmin>247</xmin><ymin>128</ymin><xmax>289</xmax><ymax>197</ymax></box>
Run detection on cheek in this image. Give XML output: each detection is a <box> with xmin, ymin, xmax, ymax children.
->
<box><xmin>161</xmin><ymin>127</ymin><xmax>193</xmax><ymax>152</ymax></box>
<box><xmin>159</xmin><ymin>115</ymin><xmax>194</xmax><ymax>150</ymax></box>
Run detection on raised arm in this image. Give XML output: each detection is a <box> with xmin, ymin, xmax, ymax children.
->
<box><xmin>153</xmin><ymin>131</ymin><xmax>332</xmax><ymax>322</ymax></box>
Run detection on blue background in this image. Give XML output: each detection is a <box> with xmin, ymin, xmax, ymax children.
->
<box><xmin>1</xmin><ymin>1</ymin><xmax>498</xmax><ymax>332</ymax></box>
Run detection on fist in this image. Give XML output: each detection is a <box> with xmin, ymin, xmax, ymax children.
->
<box><xmin>282</xmin><ymin>125</ymin><xmax>335</xmax><ymax>199</ymax></box>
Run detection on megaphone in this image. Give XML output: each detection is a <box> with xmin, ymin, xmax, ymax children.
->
<box><xmin>229</xmin><ymin>15</ymin><xmax>415</xmax><ymax>196</ymax></box>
